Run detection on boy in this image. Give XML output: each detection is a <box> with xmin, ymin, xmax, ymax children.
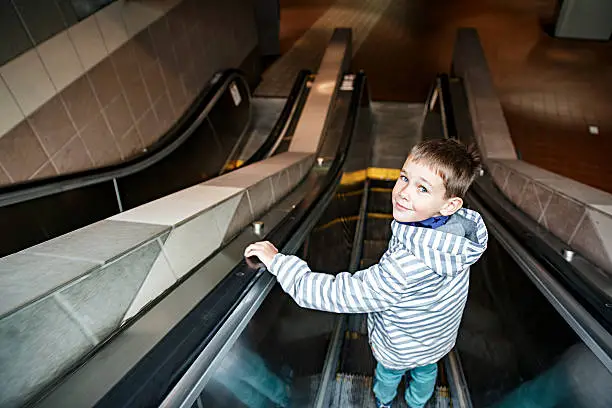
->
<box><xmin>244</xmin><ymin>139</ymin><xmax>488</xmax><ymax>408</ymax></box>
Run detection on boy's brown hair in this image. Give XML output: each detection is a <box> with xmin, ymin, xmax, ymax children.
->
<box><xmin>408</xmin><ymin>139</ymin><xmax>481</xmax><ymax>199</ymax></box>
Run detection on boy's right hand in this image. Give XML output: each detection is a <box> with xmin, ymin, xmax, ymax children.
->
<box><xmin>244</xmin><ymin>241</ymin><xmax>279</xmax><ymax>270</ymax></box>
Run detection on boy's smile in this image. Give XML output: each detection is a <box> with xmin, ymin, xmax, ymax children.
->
<box><xmin>392</xmin><ymin>158</ymin><xmax>461</xmax><ymax>223</ymax></box>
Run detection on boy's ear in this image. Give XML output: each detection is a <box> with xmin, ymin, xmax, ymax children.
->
<box><xmin>440</xmin><ymin>197</ymin><xmax>463</xmax><ymax>216</ymax></box>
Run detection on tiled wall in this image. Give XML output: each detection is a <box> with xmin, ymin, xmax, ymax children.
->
<box><xmin>453</xmin><ymin>28</ymin><xmax>612</xmax><ymax>275</ymax></box>
<box><xmin>0</xmin><ymin>0</ymin><xmax>115</xmax><ymax>67</ymax></box>
<box><xmin>0</xmin><ymin>0</ymin><xmax>259</xmax><ymax>186</ymax></box>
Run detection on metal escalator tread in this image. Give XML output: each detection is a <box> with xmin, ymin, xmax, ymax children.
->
<box><xmin>339</xmin><ymin>332</ymin><xmax>376</xmax><ymax>375</ymax></box>
<box><xmin>362</xmin><ymin>239</ymin><xmax>389</xmax><ymax>261</ymax></box>
<box><xmin>332</xmin><ymin>373</ymin><xmax>450</xmax><ymax>408</ymax></box>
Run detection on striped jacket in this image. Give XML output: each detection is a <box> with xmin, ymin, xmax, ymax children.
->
<box><xmin>268</xmin><ymin>208</ymin><xmax>488</xmax><ymax>369</ymax></box>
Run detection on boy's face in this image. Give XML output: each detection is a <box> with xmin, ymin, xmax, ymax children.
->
<box><xmin>391</xmin><ymin>157</ymin><xmax>463</xmax><ymax>223</ymax></box>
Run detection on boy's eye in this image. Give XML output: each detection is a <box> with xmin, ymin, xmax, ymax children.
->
<box><xmin>417</xmin><ymin>185</ymin><xmax>428</xmax><ymax>193</ymax></box>
<box><xmin>400</xmin><ymin>175</ymin><xmax>408</xmax><ymax>182</ymax></box>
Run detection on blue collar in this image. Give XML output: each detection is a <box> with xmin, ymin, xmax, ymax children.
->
<box><xmin>399</xmin><ymin>215</ymin><xmax>449</xmax><ymax>229</ymax></box>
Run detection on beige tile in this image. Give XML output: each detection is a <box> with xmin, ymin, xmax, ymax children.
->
<box><xmin>61</xmin><ymin>75</ymin><xmax>101</xmax><ymax>132</ymax></box>
<box><xmin>37</xmin><ymin>32</ymin><xmax>84</xmax><ymax>92</ymax></box>
<box><xmin>0</xmin><ymin>48</ymin><xmax>55</xmax><ymax>116</ymax></box>
<box><xmin>95</xmin><ymin>1</ymin><xmax>129</xmax><ymax>54</ymax></box>
<box><xmin>0</xmin><ymin>78</ymin><xmax>24</xmax><ymax>136</ymax></box>
<box><xmin>51</xmin><ymin>135</ymin><xmax>94</xmax><ymax>175</ymax></box>
<box><xmin>222</xmin><ymin>193</ymin><xmax>254</xmax><ymax>242</ymax></box>
<box><xmin>0</xmin><ymin>121</ymin><xmax>48</xmax><ymax>182</ymax></box>
<box><xmin>88</xmin><ymin>58</ymin><xmax>122</xmax><ymax>108</ymax></box>
<box><xmin>28</xmin><ymin>96</ymin><xmax>77</xmax><ymax>157</ymax></box>
<box><xmin>161</xmin><ymin>209</ymin><xmax>223</xmax><ymax>278</ymax></box>
<box><xmin>117</xmin><ymin>126</ymin><xmax>144</xmax><ymax>159</ymax></box>
<box><xmin>79</xmin><ymin>114</ymin><xmax>121</xmax><ymax>167</ymax></box>
<box><xmin>111</xmin><ymin>184</ymin><xmax>242</xmax><ymax>226</ymax></box>
<box><xmin>69</xmin><ymin>15</ymin><xmax>108</xmax><ymax>71</ymax></box>
<box><xmin>122</xmin><ymin>251</ymin><xmax>176</xmax><ymax>321</ymax></box>
<box><xmin>247</xmin><ymin>178</ymin><xmax>276</xmax><ymax>217</ymax></box>
<box><xmin>104</xmin><ymin>94</ymin><xmax>134</xmax><ymax>139</ymax></box>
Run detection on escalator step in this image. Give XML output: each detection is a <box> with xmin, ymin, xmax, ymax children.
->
<box><xmin>331</xmin><ymin>374</ymin><xmax>449</xmax><ymax>407</ymax></box>
<box><xmin>340</xmin><ymin>332</ymin><xmax>376</xmax><ymax>375</ymax></box>
<box><xmin>362</xmin><ymin>239</ymin><xmax>389</xmax><ymax>261</ymax></box>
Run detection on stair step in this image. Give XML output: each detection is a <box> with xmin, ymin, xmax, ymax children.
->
<box><xmin>340</xmin><ymin>331</ymin><xmax>376</xmax><ymax>375</ymax></box>
<box><xmin>331</xmin><ymin>374</ymin><xmax>450</xmax><ymax>408</ymax></box>
<box><xmin>365</xmin><ymin>217</ymin><xmax>393</xmax><ymax>241</ymax></box>
<box><xmin>362</xmin><ymin>239</ymin><xmax>388</xmax><ymax>261</ymax></box>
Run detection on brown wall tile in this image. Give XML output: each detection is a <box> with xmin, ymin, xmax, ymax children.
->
<box><xmin>0</xmin><ymin>121</ymin><xmax>48</xmax><ymax>182</ymax></box>
<box><xmin>142</xmin><ymin>61</ymin><xmax>166</xmax><ymax>103</ymax></box>
<box><xmin>79</xmin><ymin>114</ymin><xmax>121</xmax><ymax>167</ymax></box>
<box><xmin>61</xmin><ymin>75</ymin><xmax>101</xmax><ymax>132</ymax></box>
<box><xmin>133</xmin><ymin>30</ymin><xmax>157</xmax><ymax>68</ymax></box>
<box><xmin>112</xmin><ymin>41</ymin><xmax>139</xmax><ymax>82</ymax></box>
<box><xmin>136</xmin><ymin>109</ymin><xmax>161</xmax><ymax>146</ymax></box>
<box><xmin>117</xmin><ymin>126</ymin><xmax>144</xmax><ymax>159</ymax></box>
<box><xmin>31</xmin><ymin>161</ymin><xmax>58</xmax><ymax>180</ymax></box>
<box><xmin>570</xmin><ymin>212</ymin><xmax>612</xmax><ymax>272</ymax></box>
<box><xmin>491</xmin><ymin>162</ymin><xmax>510</xmax><ymax>191</ymax></box>
<box><xmin>122</xmin><ymin>74</ymin><xmax>152</xmax><ymax>121</ymax></box>
<box><xmin>542</xmin><ymin>194</ymin><xmax>585</xmax><ymax>243</ymax></box>
<box><xmin>505</xmin><ymin>170</ymin><xmax>527</xmax><ymax>204</ymax></box>
<box><xmin>149</xmin><ymin>17</ymin><xmax>173</xmax><ymax>57</ymax></box>
<box><xmin>518</xmin><ymin>181</ymin><xmax>552</xmax><ymax>223</ymax></box>
<box><xmin>28</xmin><ymin>96</ymin><xmax>77</xmax><ymax>156</ymax></box>
<box><xmin>51</xmin><ymin>135</ymin><xmax>94</xmax><ymax>174</ymax></box>
<box><xmin>104</xmin><ymin>94</ymin><xmax>134</xmax><ymax>140</ymax></box>
<box><xmin>88</xmin><ymin>58</ymin><xmax>122</xmax><ymax>109</ymax></box>
<box><xmin>174</xmin><ymin>36</ymin><xmax>192</xmax><ymax>75</ymax></box>
<box><xmin>153</xmin><ymin>93</ymin><xmax>175</xmax><ymax>134</ymax></box>
<box><xmin>167</xmin><ymin>6</ymin><xmax>187</xmax><ymax>40</ymax></box>
<box><xmin>165</xmin><ymin>73</ymin><xmax>188</xmax><ymax>115</ymax></box>
<box><xmin>0</xmin><ymin>165</ymin><xmax>12</xmax><ymax>185</ymax></box>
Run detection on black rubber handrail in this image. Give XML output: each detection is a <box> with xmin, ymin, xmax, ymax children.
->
<box><xmin>0</xmin><ymin>70</ymin><xmax>249</xmax><ymax>208</ymax></box>
<box><xmin>95</xmin><ymin>72</ymin><xmax>368</xmax><ymax>408</ymax></box>
<box><xmin>241</xmin><ymin>70</ymin><xmax>312</xmax><ymax>167</ymax></box>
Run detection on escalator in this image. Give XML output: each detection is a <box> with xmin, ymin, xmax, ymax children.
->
<box><xmin>155</xmin><ymin>68</ymin><xmax>612</xmax><ymax>408</ymax></box>
<box><xmin>30</xmin><ymin>67</ymin><xmax>612</xmax><ymax>407</ymax></box>
<box><xmin>0</xmin><ymin>69</ymin><xmax>311</xmax><ymax>257</ymax></box>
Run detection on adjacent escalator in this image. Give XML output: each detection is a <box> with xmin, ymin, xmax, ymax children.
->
<box><xmin>0</xmin><ymin>69</ymin><xmax>311</xmax><ymax>257</ymax></box>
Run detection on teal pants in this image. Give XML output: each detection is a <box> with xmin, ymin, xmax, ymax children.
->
<box><xmin>373</xmin><ymin>362</ymin><xmax>438</xmax><ymax>407</ymax></box>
